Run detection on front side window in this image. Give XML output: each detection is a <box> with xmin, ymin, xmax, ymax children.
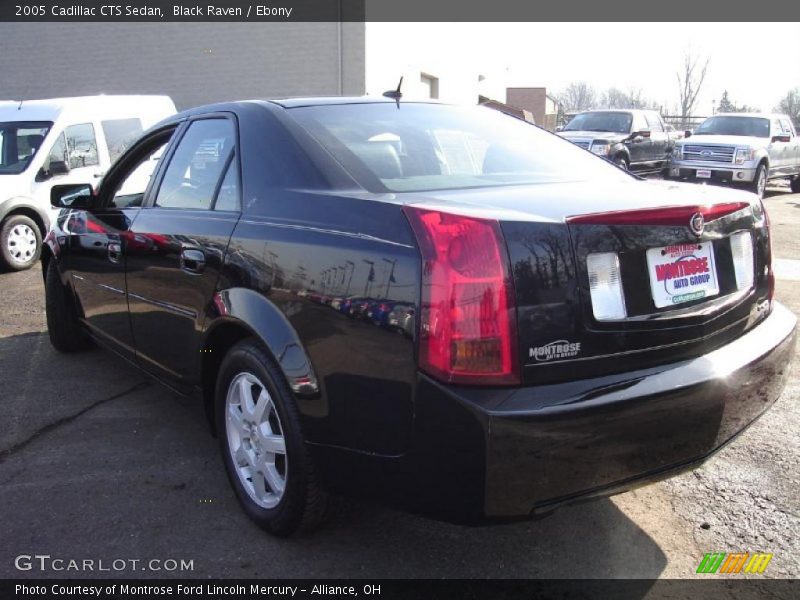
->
<box><xmin>102</xmin><ymin>118</ymin><xmax>143</xmax><ymax>163</ymax></box>
<box><xmin>644</xmin><ymin>112</ymin><xmax>664</xmax><ymax>132</ymax></box>
<box><xmin>779</xmin><ymin>119</ymin><xmax>795</xmax><ymax>136</ymax></box>
<box><xmin>694</xmin><ymin>116</ymin><xmax>770</xmax><ymax>138</ymax></box>
<box><xmin>564</xmin><ymin>111</ymin><xmax>633</xmax><ymax>134</ymax></box>
<box><xmin>64</xmin><ymin>123</ymin><xmax>99</xmax><ymax>169</ymax></box>
<box><xmin>214</xmin><ymin>154</ymin><xmax>240</xmax><ymax>212</ymax></box>
<box><xmin>0</xmin><ymin>121</ymin><xmax>51</xmax><ymax>175</ymax></box>
<box><xmin>109</xmin><ymin>140</ymin><xmax>170</xmax><ymax>208</ymax></box>
<box><xmin>290</xmin><ymin>103</ymin><xmax>629</xmax><ymax>193</ymax></box>
<box><xmin>155</xmin><ymin>119</ymin><xmax>236</xmax><ymax>210</ymax></box>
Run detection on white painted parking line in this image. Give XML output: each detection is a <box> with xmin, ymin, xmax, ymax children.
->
<box><xmin>774</xmin><ymin>258</ymin><xmax>800</xmax><ymax>281</ymax></box>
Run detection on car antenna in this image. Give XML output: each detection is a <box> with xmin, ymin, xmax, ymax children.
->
<box><xmin>383</xmin><ymin>77</ymin><xmax>403</xmax><ymax>107</ymax></box>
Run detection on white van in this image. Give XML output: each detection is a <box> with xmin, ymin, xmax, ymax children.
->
<box><xmin>0</xmin><ymin>95</ymin><xmax>176</xmax><ymax>270</ymax></box>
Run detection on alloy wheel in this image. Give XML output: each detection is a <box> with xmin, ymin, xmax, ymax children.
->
<box><xmin>6</xmin><ymin>223</ymin><xmax>37</xmax><ymax>264</ymax></box>
<box><xmin>225</xmin><ymin>372</ymin><xmax>288</xmax><ymax>509</ymax></box>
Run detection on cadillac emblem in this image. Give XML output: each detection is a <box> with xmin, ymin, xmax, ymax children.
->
<box><xmin>690</xmin><ymin>212</ymin><xmax>705</xmax><ymax>236</ymax></box>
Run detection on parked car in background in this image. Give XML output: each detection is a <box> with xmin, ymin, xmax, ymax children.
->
<box><xmin>669</xmin><ymin>113</ymin><xmax>800</xmax><ymax>198</ymax></box>
<box><xmin>387</xmin><ymin>303</ymin><xmax>415</xmax><ymax>338</ymax></box>
<box><xmin>0</xmin><ymin>95</ymin><xmax>176</xmax><ymax>270</ymax></box>
<box><xmin>558</xmin><ymin>109</ymin><xmax>675</xmax><ymax>174</ymax></box>
<box><xmin>44</xmin><ymin>98</ymin><xmax>795</xmax><ymax>537</ymax></box>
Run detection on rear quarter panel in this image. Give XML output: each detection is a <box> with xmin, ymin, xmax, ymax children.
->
<box><xmin>219</xmin><ymin>188</ymin><xmax>420</xmax><ymax>456</ymax></box>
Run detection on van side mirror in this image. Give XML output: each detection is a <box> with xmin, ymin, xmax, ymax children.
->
<box><xmin>771</xmin><ymin>134</ymin><xmax>791</xmax><ymax>143</ymax></box>
<box><xmin>51</xmin><ymin>184</ymin><xmax>95</xmax><ymax>209</ymax></box>
<box><xmin>555</xmin><ymin>126</ymin><xmax>563</xmax><ymax>132</ymax></box>
<box><xmin>684</xmin><ymin>130</ymin><xmax>692</xmax><ymax>138</ymax></box>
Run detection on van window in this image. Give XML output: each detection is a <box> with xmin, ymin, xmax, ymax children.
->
<box><xmin>0</xmin><ymin>122</ymin><xmax>51</xmax><ymax>175</ymax></box>
<box><xmin>103</xmin><ymin>118</ymin><xmax>143</xmax><ymax>163</ymax></box>
<box><xmin>155</xmin><ymin>119</ymin><xmax>235</xmax><ymax>210</ymax></box>
<box><xmin>65</xmin><ymin>123</ymin><xmax>99</xmax><ymax>169</ymax></box>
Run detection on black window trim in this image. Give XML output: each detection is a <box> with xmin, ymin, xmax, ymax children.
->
<box><xmin>145</xmin><ymin>112</ymin><xmax>241</xmax><ymax>213</ymax></box>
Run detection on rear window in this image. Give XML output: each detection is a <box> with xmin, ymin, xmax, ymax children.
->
<box><xmin>288</xmin><ymin>103</ymin><xmax>628</xmax><ymax>193</ymax></box>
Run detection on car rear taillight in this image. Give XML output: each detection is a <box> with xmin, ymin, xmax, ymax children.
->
<box><xmin>403</xmin><ymin>207</ymin><xmax>519</xmax><ymax>386</ymax></box>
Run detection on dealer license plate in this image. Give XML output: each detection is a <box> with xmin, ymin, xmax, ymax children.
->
<box><xmin>696</xmin><ymin>169</ymin><xmax>712</xmax><ymax>178</ymax></box>
<box><xmin>646</xmin><ymin>242</ymin><xmax>720</xmax><ymax>308</ymax></box>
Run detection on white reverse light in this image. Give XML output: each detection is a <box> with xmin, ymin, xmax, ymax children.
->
<box><xmin>587</xmin><ymin>252</ymin><xmax>627</xmax><ymax>321</ymax></box>
<box><xmin>730</xmin><ymin>231</ymin><xmax>755</xmax><ymax>291</ymax></box>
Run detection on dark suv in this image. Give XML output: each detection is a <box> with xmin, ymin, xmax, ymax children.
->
<box><xmin>43</xmin><ymin>99</ymin><xmax>796</xmax><ymax>536</ymax></box>
<box><xmin>558</xmin><ymin>109</ymin><xmax>676</xmax><ymax>173</ymax></box>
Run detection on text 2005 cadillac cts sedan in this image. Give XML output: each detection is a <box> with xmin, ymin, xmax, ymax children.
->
<box><xmin>43</xmin><ymin>98</ymin><xmax>796</xmax><ymax>536</ymax></box>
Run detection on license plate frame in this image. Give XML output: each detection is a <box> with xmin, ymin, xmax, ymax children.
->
<box><xmin>646</xmin><ymin>242</ymin><xmax>720</xmax><ymax>308</ymax></box>
<box><xmin>695</xmin><ymin>169</ymin><xmax>712</xmax><ymax>179</ymax></box>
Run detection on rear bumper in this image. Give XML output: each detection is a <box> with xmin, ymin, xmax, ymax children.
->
<box><xmin>410</xmin><ymin>302</ymin><xmax>796</xmax><ymax>520</ymax></box>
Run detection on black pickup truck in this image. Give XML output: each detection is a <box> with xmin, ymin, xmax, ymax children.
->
<box><xmin>558</xmin><ymin>109</ymin><xmax>677</xmax><ymax>174</ymax></box>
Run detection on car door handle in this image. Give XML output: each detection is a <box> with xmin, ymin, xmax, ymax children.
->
<box><xmin>108</xmin><ymin>242</ymin><xmax>122</xmax><ymax>263</ymax></box>
<box><xmin>180</xmin><ymin>248</ymin><xmax>205</xmax><ymax>274</ymax></box>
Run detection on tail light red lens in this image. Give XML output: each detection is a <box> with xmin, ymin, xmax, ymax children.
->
<box><xmin>403</xmin><ymin>207</ymin><xmax>519</xmax><ymax>386</ymax></box>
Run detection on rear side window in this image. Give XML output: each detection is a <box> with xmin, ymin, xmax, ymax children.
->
<box><xmin>155</xmin><ymin>118</ymin><xmax>235</xmax><ymax>210</ymax></box>
<box><xmin>214</xmin><ymin>154</ymin><xmax>240</xmax><ymax>212</ymax></box>
<box><xmin>102</xmin><ymin>118</ymin><xmax>143</xmax><ymax>163</ymax></box>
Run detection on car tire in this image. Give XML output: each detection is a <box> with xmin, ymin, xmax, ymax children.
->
<box><xmin>216</xmin><ymin>339</ymin><xmax>329</xmax><ymax>536</ymax></box>
<box><xmin>45</xmin><ymin>259</ymin><xmax>92</xmax><ymax>352</ymax></box>
<box><xmin>751</xmin><ymin>163</ymin><xmax>768</xmax><ymax>198</ymax></box>
<box><xmin>791</xmin><ymin>176</ymin><xmax>800</xmax><ymax>194</ymax></box>
<box><xmin>0</xmin><ymin>214</ymin><xmax>41</xmax><ymax>271</ymax></box>
<box><xmin>613</xmin><ymin>155</ymin><xmax>629</xmax><ymax>171</ymax></box>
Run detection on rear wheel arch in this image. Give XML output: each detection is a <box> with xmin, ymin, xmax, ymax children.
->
<box><xmin>200</xmin><ymin>288</ymin><xmax>320</xmax><ymax>434</ymax></box>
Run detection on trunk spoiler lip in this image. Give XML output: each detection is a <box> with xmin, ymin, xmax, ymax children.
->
<box><xmin>565</xmin><ymin>201</ymin><xmax>751</xmax><ymax>227</ymax></box>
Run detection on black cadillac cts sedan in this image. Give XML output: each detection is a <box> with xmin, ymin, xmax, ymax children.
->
<box><xmin>43</xmin><ymin>98</ymin><xmax>796</xmax><ymax>536</ymax></box>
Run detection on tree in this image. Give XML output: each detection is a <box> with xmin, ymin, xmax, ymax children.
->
<box><xmin>776</xmin><ymin>88</ymin><xmax>800</xmax><ymax>128</ymax></box>
<box><xmin>557</xmin><ymin>82</ymin><xmax>596</xmax><ymax>113</ymax></box>
<box><xmin>676</xmin><ymin>52</ymin><xmax>709</xmax><ymax>127</ymax></box>
<box><xmin>716</xmin><ymin>90</ymin><xmax>759</xmax><ymax>114</ymax></box>
<box><xmin>600</xmin><ymin>87</ymin><xmax>657</xmax><ymax>110</ymax></box>
<box><xmin>717</xmin><ymin>90</ymin><xmax>735</xmax><ymax>113</ymax></box>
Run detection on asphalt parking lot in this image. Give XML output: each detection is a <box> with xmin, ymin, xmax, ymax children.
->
<box><xmin>1</xmin><ymin>186</ymin><xmax>798</xmax><ymax>580</ymax></box>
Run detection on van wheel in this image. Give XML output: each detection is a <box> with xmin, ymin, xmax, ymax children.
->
<box><xmin>216</xmin><ymin>339</ymin><xmax>329</xmax><ymax>536</ymax></box>
<box><xmin>751</xmin><ymin>163</ymin><xmax>768</xmax><ymax>198</ymax></box>
<box><xmin>0</xmin><ymin>214</ymin><xmax>41</xmax><ymax>271</ymax></box>
<box><xmin>791</xmin><ymin>176</ymin><xmax>800</xmax><ymax>194</ymax></box>
<box><xmin>45</xmin><ymin>260</ymin><xmax>92</xmax><ymax>352</ymax></box>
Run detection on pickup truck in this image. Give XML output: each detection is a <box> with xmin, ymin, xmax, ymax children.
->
<box><xmin>557</xmin><ymin>109</ymin><xmax>676</xmax><ymax>174</ymax></box>
<box><xmin>669</xmin><ymin>112</ymin><xmax>800</xmax><ymax>198</ymax></box>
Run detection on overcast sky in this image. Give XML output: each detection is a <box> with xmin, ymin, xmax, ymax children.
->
<box><xmin>374</xmin><ymin>23</ymin><xmax>800</xmax><ymax>113</ymax></box>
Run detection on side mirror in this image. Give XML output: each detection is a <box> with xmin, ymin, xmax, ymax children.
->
<box><xmin>684</xmin><ymin>130</ymin><xmax>692</xmax><ymax>138</ymax></box>
<box><xmin>555</xmin><ymin>126</ymin><xmax>563</xmax><ymax>132</ymax></box>
<box><xmin>48</xmin><ymin>160</ymin><xmax>71</xmax><ymax>176</ymax></box>
<box><xmin>771</xmin><ymin>134</ymin><xmax>791</xmax><ymax>143</ymax></box>
<box><xmin>51</xmin><ymin>184</ymin><xmax>95</xmax><ymax>209</ymax></box>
